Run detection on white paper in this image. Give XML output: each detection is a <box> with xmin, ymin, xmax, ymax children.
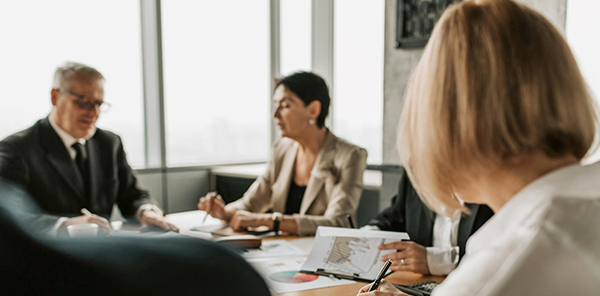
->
<box><xmin>251</xmin><ymin>257</ymin><xmax>355</xmax><ymax>293</ymax></box>
<box><xmin>242</xmin><ymin>239</ymin><xmax>306</xmax><ymax>259</ymax></box>
<box><xmin>302</xmin><ymin>226</ymin><xmax>410</xmax><ymax>281</ymax></box>
<box><xmin>317</xmin><ymin>226</ymin><xmax>410</xmax><ymax>240</ymax></box>
<box><xmin>165</xmin><ymin>210</ymin><xmax>223</xmax><ymax>230</ymax></box>
<box><xmin>164</xmin><ymin>210</ymin><xmax>223</xmax><ymax>240</ymax></box>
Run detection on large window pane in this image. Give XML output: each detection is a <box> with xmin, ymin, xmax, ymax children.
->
<box><xmin>567</xmin><ymin>0</ymin><xmax>600</xmax><ymax>163</ymax></box>
<box><xmin>280</xmin><ymin>0</ymin><xmax>312</xmax><ymax>76</ymax></box>
<box><xmin>333</xmin><ymin>0</ymin><xmax>384</xmax><ymax>164</ymax></box>
<box><xmin>162</xmin><ymin>0</ymin><xmax>270</xmax><ymax>166</ymax></box>
<box><xmin>567</xmin><ymin>0</ymin><xmax>600</xmax><ymax>100</ymax></box>
<box><xmin>0</xmin><ymin>0</ymin><xmax>145</xmax><ymax>167</ymax></box>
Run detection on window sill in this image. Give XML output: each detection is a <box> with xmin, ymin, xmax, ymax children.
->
<box><xmin>210</xmin><ymin>163</ymin><xmax>382</xmax><ymax>190</ymax></box>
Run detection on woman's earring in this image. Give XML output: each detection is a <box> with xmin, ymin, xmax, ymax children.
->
<box><xmin>308</xmin><ymin>119</ymin><xmax>316</xmax><ymax>125</ymax></box>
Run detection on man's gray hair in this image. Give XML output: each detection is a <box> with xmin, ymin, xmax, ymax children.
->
<box><xmin>52</xmin><ymin>61</ymin><xmax>104</xmax><ymax>89</ymax></box>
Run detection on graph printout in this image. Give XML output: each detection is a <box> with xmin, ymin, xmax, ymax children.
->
<box><xmin>251</xmin><ymin>257</ymin><xmax>355</xmax><ymax>293</ymax></box>
<box><xmin>325</xmin><ymin>236</ymin><xmax>384</xmax><ymax>275</ymax></box>
<box><xmin>302</xmin><ymin>227</ymin><xmax>410</xmax><ymax>281</ymax></box>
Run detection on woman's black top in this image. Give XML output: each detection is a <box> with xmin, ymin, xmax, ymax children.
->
<box><xmin>284</xmin><ymin>181</ymin><xmax>307</xmax><ymax>215</ymax></box>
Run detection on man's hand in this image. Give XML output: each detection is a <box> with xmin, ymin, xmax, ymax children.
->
<box><xmin>140</xmin><ymin>209</ymin><xmax>179</xmax><ymax>232</ymax></box>
<box><xmin>379</xmin><ymin>241</ymin><xmax>430</xmax><ymax>274</ymax></box>
<box><xmin>357</xmin><ymin>281</ymin><xmax>409</xmax><ymax>296</ymax></box>
<box><xmin>62</xmin><ymin>214</ymin><xmax>112</xmax><ymax>233</ymax></box>
<box><xmin>229</xmin><ymin>211</ymin><xmax>271</xmax><ymax>231</ymax></box>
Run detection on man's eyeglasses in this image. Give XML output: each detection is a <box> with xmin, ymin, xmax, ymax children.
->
<box><xmin>58</xmin><ymin>88</ymin><xmax>111</xmax><ymax>113</ymax></box>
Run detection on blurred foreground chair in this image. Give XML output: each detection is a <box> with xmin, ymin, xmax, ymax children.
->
<box><xmin>0</xmin><ymin>179</ymin><xmax>270</xmax><ymax>296</ymax></box>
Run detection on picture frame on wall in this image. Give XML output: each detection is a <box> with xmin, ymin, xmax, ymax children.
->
<box><xmin>396</xmin><ymin>0</ymin><xmax>463</xmax><ymax>49</ymax></box>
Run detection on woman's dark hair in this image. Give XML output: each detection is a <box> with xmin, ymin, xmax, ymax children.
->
<box><xmin>275</xmin><ymin>71</ymin><xmax>330</xmax><ymax>128</ymax></box>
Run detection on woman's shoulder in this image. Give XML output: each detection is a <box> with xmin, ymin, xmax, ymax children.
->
<box><xmin>328</xmin><ymin>132</ymin><xmax>367</xmax><ymax>157</ymax></box>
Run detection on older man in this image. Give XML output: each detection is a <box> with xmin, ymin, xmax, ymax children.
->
<box><xmin>0</xmin><ymin>62</ymin><xmax>173</xmax><ymax>234</ymax></box>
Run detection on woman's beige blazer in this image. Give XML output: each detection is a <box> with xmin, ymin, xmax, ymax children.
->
<box><xmin>226</xmin><ymin>131</ymin><xmax>367</xmax><ymax>236</ymax></box>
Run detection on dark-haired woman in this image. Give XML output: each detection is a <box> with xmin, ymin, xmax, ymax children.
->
<box><xmin>198</xmin><ymin>72</ymin><xmax>367</xmax><ymax>236</ymax></box>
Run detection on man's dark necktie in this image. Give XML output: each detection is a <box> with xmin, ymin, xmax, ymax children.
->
<box><xmin>71</xmin><ymin>142</ymin><xmax>90</xmax><ymax>196</ymax></box>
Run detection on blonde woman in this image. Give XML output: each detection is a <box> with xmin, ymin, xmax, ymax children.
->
<box><xmin>359</xmin><ymin>0</ymin><xmax>600</xmax><ymax>295</ymax></box>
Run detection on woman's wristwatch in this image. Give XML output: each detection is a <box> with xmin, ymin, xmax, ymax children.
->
<box><xmin>271</xmin><ymin>212</ymin><xmax>283</xmax><ymax>235</ymax></box>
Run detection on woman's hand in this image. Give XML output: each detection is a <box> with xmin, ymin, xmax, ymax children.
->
<box><xmin>357</xmin><ymin>281</ymin><xmax>409</xmax><ymax>296</ymax></box>
<box><xmin>378</xmin><ymin>241</ymin><xmax>430</xmax><ymax>275</ymax></box>
<box><xmin>197</xmin><ymin>192</ymin><xmax>231</xmax><ymax>220</ymax></box>
<box><xmin>230</xmin><ymin>211</ymin><xmax>272</xmax><ymax>231</ymax></box>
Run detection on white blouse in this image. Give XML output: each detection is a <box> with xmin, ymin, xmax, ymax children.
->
<box><xmin>432</xmin><ymin>162</ymin><xmax>600</xmax><ymax>296</ymax></box>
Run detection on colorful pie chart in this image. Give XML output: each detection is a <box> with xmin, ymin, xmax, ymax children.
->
<box><xmin>269</xmin><ymin>271</ymin><xmax>319</xmax><ymax>283</ymax></box>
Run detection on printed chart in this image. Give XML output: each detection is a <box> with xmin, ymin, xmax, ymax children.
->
<box><xmin>251</xmin><ymin>257</ymin><xmax>355</xmax><ymax>293</ymax></box>
<box><xmin>324</xmin><ymin>236</ymin><xmax>384</xmax><ymax>275</ymax></box>
<box><xmin>302</xmin><ymin>227</ymin><xmax>409</xmax><ymax>281</ymax></box>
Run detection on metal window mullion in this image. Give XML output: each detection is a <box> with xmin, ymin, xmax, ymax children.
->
<box><xmin>311</xmin><ymin>0</ymin><xmax>334</xmax><ymax>129</ymax></box>
<box><xmin>270</xmin><ymin>0</ymin><xmax>281</xmax><ymax>149</ymax></box>
<box><xmin>140</xmin><ymin>0</ymin><xmax>168</xmax><ymax>211</ymax></box>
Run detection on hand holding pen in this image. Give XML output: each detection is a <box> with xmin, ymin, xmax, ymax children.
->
<box><xmin>356</xmin><ymin>260</ymin><xmax>410</xmax><ymax>295</ymax></box>
<box><xmin>369</xmin><ymin>259</ymin><xmax>392</xmax><ymax>292</ymax></box>
<box><xmin>197</xmin><ymin>191</ymin><xmax>229</xmax><ymax>221</ymax></box>
<box><xmin>61</xmin><ymin>208</ymin><xmax>112</xmax><ymax>233</ymax></box>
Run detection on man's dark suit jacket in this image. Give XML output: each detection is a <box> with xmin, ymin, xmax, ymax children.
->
<box><xmin>0</xmin><ymin>117</ymin><xmax>153</xmax><ymax>229</ymax></box>
<box><xmin>0</xmin><ymin>179</ymin><xmax>270</xmax><ymax>296</ymax></box>
<box><xmin>368</xmin><ymin>170</ymin><xmax>494</xmax><ymax>260</ymax></box>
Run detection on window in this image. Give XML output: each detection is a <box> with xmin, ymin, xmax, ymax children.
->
<box><xmin>162</xmin><ymin>0</ymin><xmax>270</xmax><ymax>166</ymax></box>
<box><xmin>2</xmin><ymin>1</ymin><xmax>387</xmax><ymax>168</ymax></box>
<box><xmin>333</xmin><ymin>0</ymin><xmax>385</xmax><ymax>164</ymax></box>
<box><xmin>567</xmin><ymin>0</ymin><xmax>600</xmax><ymax>163</ymax></box>
<box><xmin>279</xmin><ymin>0</ymin><xmax>312</xmax><ymax>76</ymax></box>
<box><xmin>567</xmin><ymin>0</ymin><xmax>600</xmax><ymax>101</ymax></box>
<box><xmin>0</xmin><ymin>0</ymin><xmax>145</xmax><ymax>167</ymax></box>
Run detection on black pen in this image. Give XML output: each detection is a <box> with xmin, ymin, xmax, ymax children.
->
<box><xmin>347</xmin><ymin>214</ymin><xmax>355</xmax><ymax>229</ymax></box>
<box><xmin>368</xmin><ymin>259</ymin><xmax>392</xmax><ymax>292</ymax></box>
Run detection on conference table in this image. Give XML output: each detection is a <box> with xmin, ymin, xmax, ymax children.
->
<box><xmin>163</xmin><ymin>211</ymin><xmax>445</xmax><ymax>296</ymax></box>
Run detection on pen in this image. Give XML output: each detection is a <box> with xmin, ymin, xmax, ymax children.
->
<box><xmin>81</xmin><ymin>208</ymin><xmax>114</xmax><ymax>234</ymax></box>
<box><xmin>368</xmin><ymin>259</ymin><xmax>392</xmax><ymax>292</ymax></box>
<box><xmin>201</xmin><ymin>191</ymin><xmax>218</xmax><ymax>224</ymax></box>
<box><xmin>346</xmin><ymin>214</ymin><xmax>355</xmax><ymax>229</ymax></box>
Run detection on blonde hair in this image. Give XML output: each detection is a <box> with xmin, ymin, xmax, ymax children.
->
<box><xmin>399</xmin><ymin>0</ymin><xmax>599</xmax><ymax>216</ymax></box>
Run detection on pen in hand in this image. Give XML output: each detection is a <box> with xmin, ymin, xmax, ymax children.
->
<box><xmin>201</xmin><ymin>191</ymin><xmax>218</xmax><ymax>224</ymax></box>
<box><xmin>80</xmin><ymin>208</ymin><xmax>113</xmax><ymax>233</ymax></box>
<box><xmin>368</xmin><ymin>259</ymin><xmax>392</xmax><ymax>292</ymax></box>
<box><xmin>81</xmin><ymin>208</ymin><xmax>93</xmax><ymax>216</ymax></box>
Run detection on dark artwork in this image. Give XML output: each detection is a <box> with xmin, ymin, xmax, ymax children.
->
<box><xmin>396</xmin><ymin>0</ymin><xmax>463</xmax><ymax>48</ymax></box>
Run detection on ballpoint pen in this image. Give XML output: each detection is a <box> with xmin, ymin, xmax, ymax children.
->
<box><xmin>346</xmin><ymin>214</ymin><xmax>355</xmax><ymax>229</ymax></box>
<box><xmin>368</xmin><ymin>259</ymin><xmax>392</xmax><ymax>292</ymax></box>
<box><xmin>200</xmin><ymin>191</ymin><xmax>218</xmax><ymax>225</ymax></box>
<box><xmin>81</xmin><ymin>208</ymin><xmax>114</xmax><ymax>234</ymax></box>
